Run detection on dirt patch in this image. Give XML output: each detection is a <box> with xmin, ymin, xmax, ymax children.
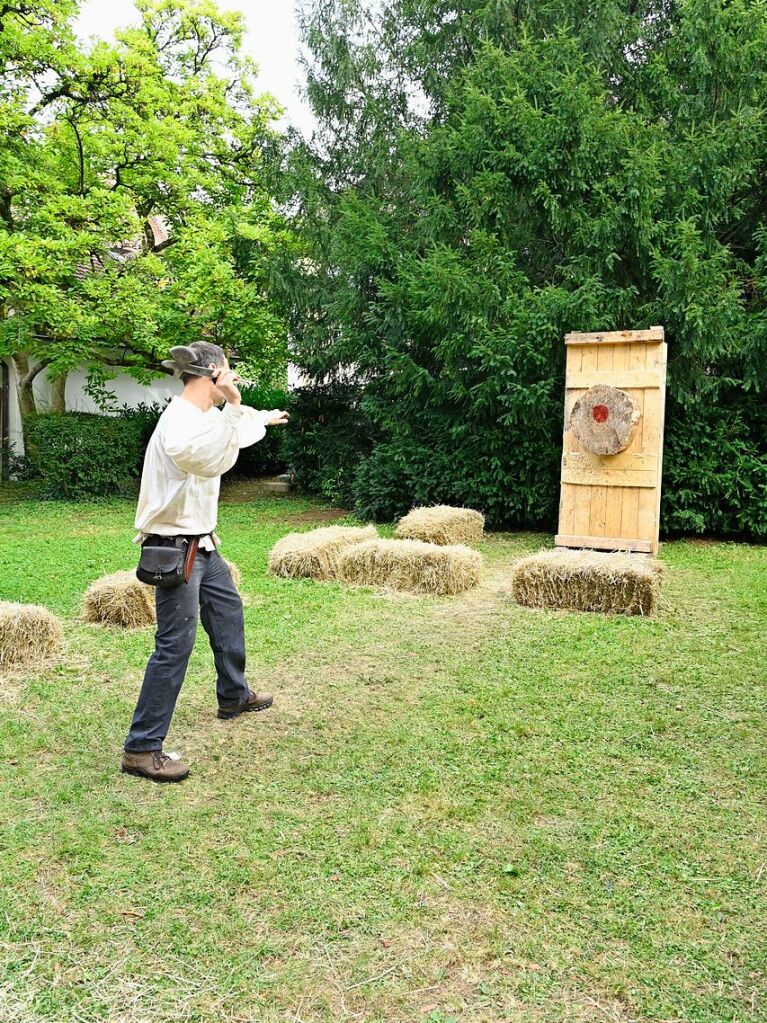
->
<box><xmin>278</xmin><ymin>508</ymin><xmax>350</xmax><ymax>525</ymax></box>
<box><xmin>220</xmin><ymin>479</ymin><xmax>287</xmax><ymax>503</ymax></box>
<box><xmin>220</xmin><ymin>480</ymin><xmax>348</xmax><ymax>523</ymax></box>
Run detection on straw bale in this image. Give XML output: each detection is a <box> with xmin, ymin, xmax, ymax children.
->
<box><xmin>510</xmin><ymin>548</ymin><xmax>665</xmax><ymax>616</ymax></box>
<box><xmin>268</xmin><ymin>526</ymin><xmax>378</xmax><ymax>581</ymax></box>
<box><xmin>338</xmin><ymin>538</ymin><xmax>483</xmax><ymax>596</ymax></box>
<box><xmin>224</xmin><ymin>559</ymin><xmax>242</xmax><ymax>589</ymax></box>
<box><xmin>83</xmin><ymin>570</ymin><xmax>156</xmax><ymax>628</ymax></box>
<box><xmin>0</xmin><ymin>601</ymin><xmax>64</xmax><ymax>667</ymax></box>
<box><xmin>395</xmin><ymin>505</ymin><xmax>485</xmax><ymax>546</ymax></box>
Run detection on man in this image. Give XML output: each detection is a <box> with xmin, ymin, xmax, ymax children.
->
<box><xmin>121</xmin><ymin>341</ymin><xmax>289</xmax><ymax>783</ymax></box>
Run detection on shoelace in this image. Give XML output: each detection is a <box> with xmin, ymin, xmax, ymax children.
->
<box><xmin>151</xmin><ymin>752</ymin><xmax>170</xmax><ymax>770</ymax></box>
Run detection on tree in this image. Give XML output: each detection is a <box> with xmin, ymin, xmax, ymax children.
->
<box><xmin>0</xmin><ymin>0</ymin><xmax>289</xmax><ymax>442</ymax></box>
<box><xmin>279</xmin><ymin>0</ymin><xmax>767</xmax><ymax>537</ymax></box>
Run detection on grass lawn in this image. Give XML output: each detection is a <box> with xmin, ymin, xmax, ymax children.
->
<box><xmin>0</xmin><ymin>485</ymin><xmax>765</xmax><ymax>1023</ymax></box>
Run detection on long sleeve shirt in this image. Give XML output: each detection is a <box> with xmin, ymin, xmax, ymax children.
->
<box><xmin>133</xmin><ymin>395</ymin><xmax>274</xmax><ymax>551</ymax></box>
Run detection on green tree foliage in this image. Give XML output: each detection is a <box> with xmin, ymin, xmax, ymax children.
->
<box><xmin>282</xmin><ymin>0</ymin><xmax>767</xmax><ymax>536</ymax></box>
<box><xmin>0</xmin><ymin>0</ymin><xmax>289</xmax><ymax>436</ymax></box>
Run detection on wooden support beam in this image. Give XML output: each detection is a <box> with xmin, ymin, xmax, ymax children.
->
<box><xmin>566</xmin><ymin>369</ymin><xmax>661</xmax><ymax>389</ymax></box>
<box><xmin>561</xmin><ymin>452</ymin><xmax>657</xmax><ymax>487</ymax></box>
<box><xmin>565</xmin><ymin>327</ymin><xmax>665</xmax><ymax>345</ymax></box>
<box><xmin>555</xmin><ymin>534</ymin><xmax>655</xmax><ymax>554</ymax></box>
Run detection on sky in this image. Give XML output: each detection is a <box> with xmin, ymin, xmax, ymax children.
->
<box><xmin>74</xmin><ymin>0</ymin><xmax>315</xmax><ymax>136</ymax></box>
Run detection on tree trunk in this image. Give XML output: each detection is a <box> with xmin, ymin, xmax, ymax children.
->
<box><xmin>50</xmin><ymin>371</ymin><xmax>67</xmax><ymax>412</ymax></box>
<box><xmin>10</xmin><ymin>353</ymin><xmax>50</xmax><ymax>456</ymax></box>
<box><xmin>11</xmin><ymin>353</ymin><xmax>36</xmax><ymax>418</ymax></box>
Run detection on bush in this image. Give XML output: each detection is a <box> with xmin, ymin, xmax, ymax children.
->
<box><xmin>23</xmin><ymin>412</ymin><xmax>146</xmax><ymax>499</ymax></box>
<box><xmin>663</xmin><ymin>397</ymin><xmax>767</xmax><ymax>540</ymax></box>
<box><xmin>232</xmin><ymin>383</ymin><xmax>290</xmax><ymax>478</ymax></box>
<box><xmin>115</xmin><ymin>401</ymin><xmax>166</xmax><ymax>450</ymax></box>
<box><xmin>281</xmin><ymin>382</ymin><xmax>373</xmax><ymax>506</ymax></box>
<box><xmin>14</xmin><ymin>386</ymin><xmax>292</xmax><ymax>500</ymax></box>
<box><xmin>113</xmin><ymin>390</ymin><xmax>291</xmax><ymax>480</ymax></box>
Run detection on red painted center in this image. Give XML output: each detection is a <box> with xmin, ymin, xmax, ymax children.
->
<box><xmin>592</xmin><ymin>404</ymin><xmax>609</xmax><ymax>424</ymax></box>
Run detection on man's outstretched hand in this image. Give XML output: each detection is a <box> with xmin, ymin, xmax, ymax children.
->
<box><xmin>267</xmin><ymin>410</ymin><xmax>290</xmax><ymax>426</ymax></box>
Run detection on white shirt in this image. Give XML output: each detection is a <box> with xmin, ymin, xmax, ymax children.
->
<box><xmin>133</xmin><ymin>395</ymin><xmax>274</xmax><ymax>551</ymax></box>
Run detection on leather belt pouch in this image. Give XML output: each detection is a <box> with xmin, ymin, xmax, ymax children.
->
<box><xmin>137</xmin><ymin>538</ymin><xmax>186</xmax><ymax>588</ymax></box>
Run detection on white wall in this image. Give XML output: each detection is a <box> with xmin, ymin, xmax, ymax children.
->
<box><xmin>62</xmin><ymin>367</ymin><xmax>182</xmax><ymax>414</ymax></box>
<box><xmin>5</xmin><ymin>361</ymin><xmax>182</xmax><ymax>454</ymax></box>
<box><xmin>287</xmin><ymin>363</ymin><xmax>310</xmax><ymax>389</ymax></box>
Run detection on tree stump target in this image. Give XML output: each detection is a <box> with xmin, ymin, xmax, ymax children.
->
<box><xmin>569</xmin><ymin>384</ymin><xmax>641</xmax><ymax>455</ymax></box>
<box><xmin>556</xmin><ymin>327</ymin><xmax>667</xmax><ymax>556</ymax></box>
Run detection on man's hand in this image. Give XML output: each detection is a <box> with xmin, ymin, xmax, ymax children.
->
<box><xmin>212</xmin><ymin>368</ymin><xmax>242</xmax><ymax>406</ymax></box>
<box><xmin>267</xmin><ymin>409</ymin><xmax>290</xmax><ymax>426</ymax></box>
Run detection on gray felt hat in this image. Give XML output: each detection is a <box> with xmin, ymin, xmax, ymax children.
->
<box><xmin>161</xmin><ymin>345</ymin><xmax>216</xmax><ymax>379</ymax></box>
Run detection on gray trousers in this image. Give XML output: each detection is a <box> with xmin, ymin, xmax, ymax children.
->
<box><xmin>124</xmin><ymin>548</ymin><xmax>250</xmax><ymax>752</ymax></box>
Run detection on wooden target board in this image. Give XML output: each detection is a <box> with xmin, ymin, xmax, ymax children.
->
<box><xmin>556</xmin><ymin>327</ymin><xmax>667</xmax><ymax>556</ymax></box>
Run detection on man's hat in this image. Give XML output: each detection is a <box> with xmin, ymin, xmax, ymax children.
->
<box><xmin>161</xmin><ymin>345</ymin><xmax>216</xmax><ymax>379</ymax></box>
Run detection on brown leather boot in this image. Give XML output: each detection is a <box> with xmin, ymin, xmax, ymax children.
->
<box><xmin>217</xmin><ymin>689</ymin><xmax>273</xmax><ymax>720</ymax></box>
<box><xmin>121</xmin><ymin>750</ymin><xmax>190</xmax><ymax>783</ymax></box>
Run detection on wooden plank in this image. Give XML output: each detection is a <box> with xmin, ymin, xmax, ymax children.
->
<box><xmin>567</xmin><ymin>369</ymin><xmax>661</xmax><ymax>389</ymax></box>
<box><xmin>620</xmin><ymin>485</ymin><xmax>640</xmax><ymax>539</ymax></box>
<box><xmin>636</xmin><ymin>342</ymin><xmax>666</xmax><ymax>553</ymax></box>
<box><xmin>555</xmin><ymin>534</ymin><xmax>655</xmax><ymax>553</ymax></box>
<box><xmin>557</xmin><ymin>344</ymin><xmax>583</xmax><ymax>537</ymax></box>
<box><xmin>562</xmin><ymin>452</ymin><xmax>657</xmax><ymax>473</ymax></box>
<box><xmin>652</xmin><ymin>343</ymin><xmax>668</xmax><ymax>556</ymax></box>
<box><xmin>637</xmin><ymin>488</ymin><xmax>657</xmax><ymax>549</ymax></box>
<box><xmin>604</xmin><ymin>343</ymin><xmax>630</xmax><ymax>538</ymax></box>
<box><xmin>638</xmin><ymin>341</ymin><xmax>666</xmax><ymax>552</ymax></box>
<box><xmin>563</xmin><ymin>391</ymin><xmax>587</xmax><ymax>455</ymax></box>
<box><xmin>558</xmin><ymin>483</ymin><xmax>575</xmax><ymax>537</ymax></box>
<box><xmin>562</xmin><ymin>345</ymin><xmax>584</xmax><ymax>455</ymax></box>
<box><xmin>587</xmin><ymin>344</ymin><xmax>614</xmax><ymax>537</ymax></box>
<box><xmin>625</xmin><ymin>342</ymin><xmax>647</xmax><ymax>456</ymax></box>
<box><xmin>562</xmin><ymin>465</ymin><xmax>657</xmax><ymax>488</ymax></box>
<box><xmin>622</xmin><ymin>345</ymin><xmax>647</xmax><ymax>546</ymax></box>
<box><xmin>565</xmin><ymin>326</ymin><xmax>665</xmax><ymax>345</ymax></box>
<box><xmin>571</xmin><ymin>473</ymin><xmax>593</xmax><ymax>538</ymax></box>
<box><xmin>571</xmin><ymin>344</ymin><xmax>598</xmax><ymax>537</ymax></box>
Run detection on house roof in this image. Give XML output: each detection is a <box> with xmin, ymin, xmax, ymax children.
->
<box><xmin>74</xmin><ymin>215</ymin><xmax>170</xmax><ymax>281</ymax></box>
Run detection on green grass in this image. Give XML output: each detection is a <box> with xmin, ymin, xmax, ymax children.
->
<box><xmin>0</xmin><ymin>485</ymin><xmax>765</xmax><ymax>1023</ymax></box>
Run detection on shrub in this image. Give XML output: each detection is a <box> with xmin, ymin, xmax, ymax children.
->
<box><xmin>281</xmin><ymin>382</ymin><xmax>373</xmax><ymax>506</ymax></box>
<box><xmin>663</xmin><ymin>397</ymin><xmax>767</xmax><ymax>540</ymax></box>
<box><xmin>23</xmin><ymin>412</ymin><xmax>145</xmax><ymax>499</ymax></box>
<box><xmin>14</xmin><ymin>385</ymin><xmax>292</xmax><ymax>500</ymax></box>
<box><xmin>233</xmin><ymin>383</ymin><xmax>290</xmax><ymax>478</ymax></box>
<box><xmin>115</xmin><ymin>401</ymin><xmax>166</xmax><ymax>445</ymax></box>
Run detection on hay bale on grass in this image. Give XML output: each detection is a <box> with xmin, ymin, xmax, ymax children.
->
<box><xmin>224</xmin><ymin>559</ymin><xmax>242</xmax><ymax>589</ymax></box>
<box><xmin>268</xmin><ymin>526</ymin><xmax>378</xmax><ymax>581</ymax></box>
<box><xmin>395</xmin><ymin>505</ymin><xmax>485</xmax><ymax>546</ymax></box>
<box><xmin>0</xmin><ymin>601</ymin><xmax>63</xmax><ymax>668</ymax></box>
<box><xmin>338</xmin><ymin>538</ymin><xmax>483</xmax><ymax>596</ymax></box>
<box><xmin>510</xmin><ymin>548</ymin><xmax>664</xmax><ymax>616</ymax></box>
<box><xmin>83</xmin><ymin>570</ymin><xmax>156</xmax><ymax>628</ymax></box>
<box><xmin>84</xmin><ymin>558</ymin><xmax>242</xmax><ymax>630</ymax></box>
